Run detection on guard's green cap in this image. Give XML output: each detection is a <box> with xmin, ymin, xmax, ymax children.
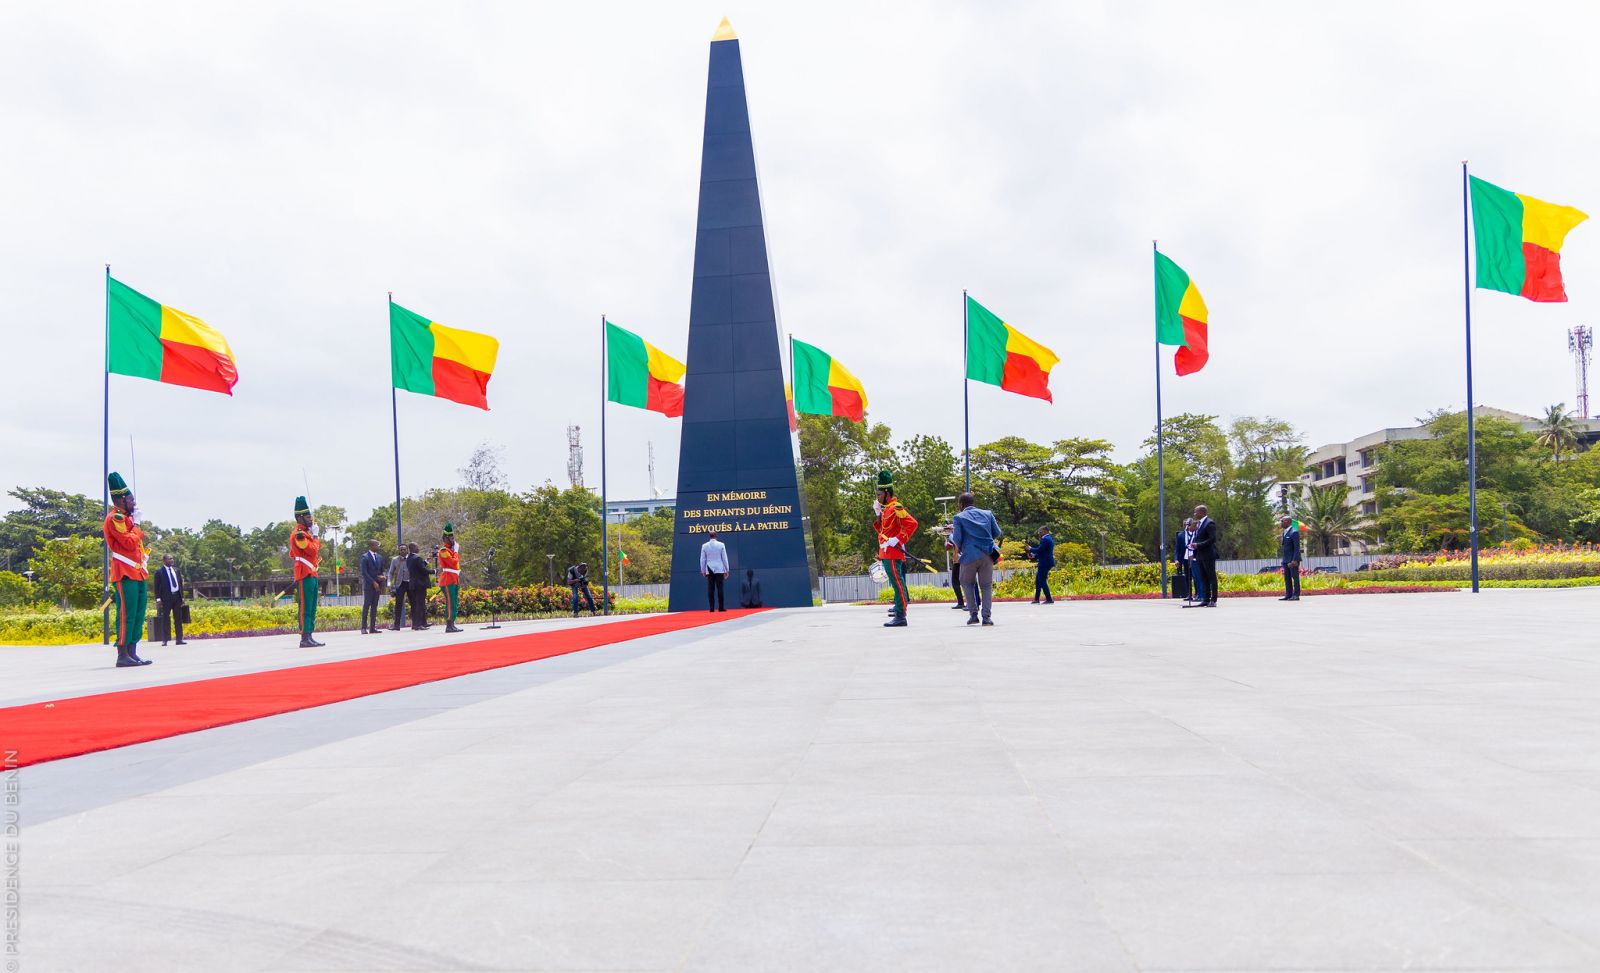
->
<box><xmin>294</xmin><ymin>496</ymin><xmax>310</xmax><ymax>515</ymax></box>
<box><xmin>108</xmin><ymin>472</ymin><xmax>131</xmax><ymax>497</ymax></box>
<box><xmin>876</xmin><ymin>470</ymin><xmax>894</xmax><ymax>488</ymax></box>
<box><xmin>443</xmin><ymin>522</ymin><xmax>455</xmax><ymax>535</ymax></box>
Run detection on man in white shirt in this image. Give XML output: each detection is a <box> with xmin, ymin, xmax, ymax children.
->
<box><xmin>153</xmin><ymin>553</ymin><xmax>187</xmax><ymax>646</ymax></box>
<box><xmin>699</xmin><ymin>530</ymin><xmax>730</xmax><ymax>612</ymax></box>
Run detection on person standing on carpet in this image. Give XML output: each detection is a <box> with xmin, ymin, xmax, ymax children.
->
<box><xmin>291</xmin><ymin>497</ymin><xmax>325</xmax><ymax>647</ymax></box>
<box><xmin>437</xmin><ymin>523</ymin><xmax>463</xmax><ymax>633</ymax></box>
<box><xmin>406</xmin><ymin>542</ymin><xmax>433</xmax><ymax>630</ymax></box>
<box><xmin>699</xmin><ymin>531</ymin><xmax>729</xmax><ymax>612</ymax></box>
<box><xmin>104</xmin><ymin>471</ymin><xmax>152</xmax><ymax>667</ymax></box>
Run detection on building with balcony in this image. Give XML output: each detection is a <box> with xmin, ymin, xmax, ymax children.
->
<box><xmin>1296</xmin><ymin>407</ymin><xmax>1600</xmax><ymax>553</ymax></box>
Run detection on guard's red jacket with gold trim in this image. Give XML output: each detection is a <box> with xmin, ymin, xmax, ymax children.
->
<box><xmin>875</xmin><ymin>499</ymin><xmax>918</xmax><ymax>562</ymax></box>
<box><xmin>104</xmin><ymin>510</ymin><xmax>147</xmax><ymax>582</ymax></box>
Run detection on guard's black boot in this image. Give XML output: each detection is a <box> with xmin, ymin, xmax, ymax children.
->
<box><xmin>299</xmin><ymin>636</ymin><xmax>317</xmax><ymax>647</ymax></box>
<box><xmin>115</xmin><ymin>646</ymin><xmax>140</xmax><ymax>667</ymax></box>
<box><xmin>883</xmin><ymin>616</ymin><xmax>908</xmax><ymax>628</ymax></box>
<box><xmin>446</xmin><ymin>625</ymin><xmax>463</xmax><ymax>633</ymax></box>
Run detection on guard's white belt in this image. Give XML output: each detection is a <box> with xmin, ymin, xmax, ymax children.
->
<box><xmin>440</xmin><ymin>568</ymin><xmax>460</xmax><ymax>578</ymax></box>
<box><xmin>294</xmin><ymin>557</ymin><xmax>317</xmax><ymax>572</ymax></box>
<box><xmin>110</xmin><ymin>552</ymin><xmax>142</xmax><ymax>569</ymax></box>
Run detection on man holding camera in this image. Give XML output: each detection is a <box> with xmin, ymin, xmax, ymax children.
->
<box><xmin>1027</xmin><ymin>526</ymin><xmax>1055</xmax><ymax>604</ymax></box>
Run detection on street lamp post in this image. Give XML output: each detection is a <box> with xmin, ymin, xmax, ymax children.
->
<box><xmin>546</xmin><ymin>554</ymin><xmax>556</xmax><ymax>586</ymax></box>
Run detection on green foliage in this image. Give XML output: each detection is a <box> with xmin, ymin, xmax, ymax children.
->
<box><xmin>0</xmin><ymin>487</ymin><xmax>103</xmax><ymax>572</ymax></box>
<box><xmin>1364</xmin><ymin>559</ymin><xmax>1600</xmax><ymax>582</ymax></box>
<box><xmin>1292</xmin><ymin>483</ymin><xmax>1376</xmax><ymax>555</ymax></box>
<box><xmin>0</xmin><ymin>570</ymin><xmax>34</xmax><ymax>608</ymax></box>
<box><xmin>27</xmin><ymin>535</ymin><xmax>101</xmax><ymax>609</ymax></box>
<box><xmin>797</xmin><ymin>414</ymin><xmax>894</xmax><ymax>573</ymax></box>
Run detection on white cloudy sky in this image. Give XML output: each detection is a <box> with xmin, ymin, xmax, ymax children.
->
<box><xmin>4</xmin><ymin>0</ymin><xmax>1598</xmax><ymax>530</ymax></box>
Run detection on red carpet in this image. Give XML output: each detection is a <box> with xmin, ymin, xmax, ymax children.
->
<box><xmin>2</xmin><ymin>610</ymin><xmax>765</xmax><ymax>768</ymax></box>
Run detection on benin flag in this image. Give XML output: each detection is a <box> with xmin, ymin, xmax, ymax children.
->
<box><xmin>107</xmin><ymin>278</ymin><xmax>238</xmax><ymax>395</ymax></box>
<box><xmin>1471</xmin><ymin>176</ymin><xmax>1588</xmax><ymax>302</ymax></box>
<box><xmin>390</xmin><ymin>302</ymin><xmax>499</xmax><ymax>410</ymax></box>
<box><xmin>792</xmin><ymin>338</ymin><xmax>868</xmax><ymax>422</ymax></box>
<box><xmin>606</xmin><ymin>321</ymin><xmax>685</xmax><ymax>417</ymax></box>
<box><xmin>965</xmin><ymin>296</ymin><xmax>1058</xmax><ymax>402</ymax></box>
<box><xmin>1155</xmin><ymin>251</ymin><xmax>1209</xmax><ymax>376</ymax></box>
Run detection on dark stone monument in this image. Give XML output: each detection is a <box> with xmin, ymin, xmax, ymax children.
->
<box><xmin>669</xmin><ymin>19</ymin><xmax>815</xmax><ymax>612</ymax></box>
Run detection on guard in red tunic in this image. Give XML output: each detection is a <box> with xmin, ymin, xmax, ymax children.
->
<box><xmin>104</xmin><ymin>471</ymin><xmax>152</xmax><ymax>666</ymax></box>
<box><xmin>290</xmin><ymin>496</ymin><xmax>325</xmax><ymax>648</ymax></box>
<box><xmin>874</xmin><ymin>470</ymin><xmax>918</xmax><ymax>628</ymax></box>
<box><xmin>437</xmin><ymin>523</ymin><xmax>463</xmax><ymax>633</ymax></box>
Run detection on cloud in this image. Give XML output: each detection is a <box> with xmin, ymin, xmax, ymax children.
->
<box><xmin>4</xmin><ymin>0</ymin><xmax>1598</xmax><ymax>528</ymax></box>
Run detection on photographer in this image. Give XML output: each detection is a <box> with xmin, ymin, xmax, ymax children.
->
<box><xmin>567</xmin><ymin>562</ymin><xmax>597</xmax><ymax>616</ymax></box>
<box><xmin>1026</xmin><ymin>526</ymin><xmax>1056</xmax><ymax>604</ymax></box>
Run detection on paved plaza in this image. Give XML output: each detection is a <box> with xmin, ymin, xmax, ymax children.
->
<box><xmin>10</xmin><ymin>589</ymin><xmax>1600</xmax><ymax>971</ymax></box>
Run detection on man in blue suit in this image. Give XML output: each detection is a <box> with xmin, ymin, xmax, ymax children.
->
<box><xmin>1027</xmin><ymin>526</ymin><xmax>1056</xmax><ymax>604</ymax></box>
<box><xmin>1278</xmin><ymin>515</ymin><xmax>1302</xmax><ymax>601</ymax></box>
<box><xmin>359</xmin><ymin>539</ymin><xmax>387</xmax><ymax>634</ymax></box>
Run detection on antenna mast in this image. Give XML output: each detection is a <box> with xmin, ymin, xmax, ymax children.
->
<box><xmin>1570</xmin><ymin>326</ymin><xmax>1593</xmax><ymax>419</ymax></box>
<box><xmin>567</xmin><ymin>424</ymin><xmax>584</xmax><ymax>487</ymax></box>
<box><xmin>648</xmin><ymin>441</ymin><xmax>658</xmax><ymax>499</ymax></box>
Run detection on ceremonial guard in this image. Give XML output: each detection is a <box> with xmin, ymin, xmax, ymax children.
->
<box><xmin>291</xmin><ymin>496</ymin><xmax>325</xmax><ymax>647</ymax></box>
<box><xmin>104</xmin><ymin>471</ymin><xmax>152</xmax><ymax>666</ymax></box>
<box><xmin>438</xmin><ymin>523</ymin><xmax>463</xmax><ymax>633</ymax></box>
<box><xmin>874</xmin><ymin>470</ymin><xmax>918</xmax><ymax>628</ymax></box>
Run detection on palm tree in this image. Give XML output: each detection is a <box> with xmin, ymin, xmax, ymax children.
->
<box><xmin>1537</xmin><ymin>403</ymin><xmax>1580</xmax><ymax>460</ymax></box>
<box><xmin>1290</xmin><ymin>483</ymin><xmax>1376</xmax><ymax>555</ymax></box>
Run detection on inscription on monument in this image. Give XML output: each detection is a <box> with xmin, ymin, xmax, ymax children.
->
<box><xmin>678</xmin><ymin>488</ymin><xmax>797</xmax><ymax>534</ymax></box>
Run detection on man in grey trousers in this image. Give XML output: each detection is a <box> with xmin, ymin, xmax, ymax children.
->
<box><xmin>950</xmin><ymin>492</ymin><xmax>1003</xmax><ymax>627</ymax></box>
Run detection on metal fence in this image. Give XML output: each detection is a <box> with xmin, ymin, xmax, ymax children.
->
<box><xmin>819</xmin><ymin>568</ymin><xmax>1028</xmax><ymax>603</ymax></box>
<box><xmin>1214</xmin><ymin>554</ymin><xmax>1375</xmax><ymax>574</ymax></box>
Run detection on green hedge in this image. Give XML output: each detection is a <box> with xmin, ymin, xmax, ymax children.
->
<box><xmin>0</xmin><ymin>586</ymin><xmax>661</xmax><ymax>646</ymax></box>
<box><xmin>1363</xmin><ymin>561</ymin><xmax>1600</xmax><ymax>582</ymax></box>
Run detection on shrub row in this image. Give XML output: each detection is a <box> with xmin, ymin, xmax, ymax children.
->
<box><xmin>0</xmin><ymin>585</ymin><xmax>652</xmax><ymax>646</ymax></box>
<box><xmin>1363</xmin><ymin>561</ymin><xmax>1600</xmax><ymax>582</ymax></box>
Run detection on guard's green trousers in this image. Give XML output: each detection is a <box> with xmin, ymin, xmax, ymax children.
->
<box><xmin>112</xmin><ymin>577</ymin><xmax>148</xmax><ymax>654</ymax></box>
<box><xmin>296</xmin><ymin>576</ymin><xmax>319</xmax><ymax>636</ymax></box>
<box><xmin>885</xmin><ymin>559</ymin><xmax>908</xmax><ymax>616</ymax></box>
<box><xmin>444</xmin><ymin>584</ymin><xmax>459</xmax><ymax>626</ymax></box>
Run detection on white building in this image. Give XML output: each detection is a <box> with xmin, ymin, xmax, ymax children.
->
<box><xmin>1297</xmin><ymin>407</ymin><xmax>1595</xmax><ymax>553</ymax></box>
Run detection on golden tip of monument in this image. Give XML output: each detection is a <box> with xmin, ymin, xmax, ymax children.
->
<box><xmin>712</xmin><ymin>17</ymin><xmax>737</xmax><ymax>41</ymax></box>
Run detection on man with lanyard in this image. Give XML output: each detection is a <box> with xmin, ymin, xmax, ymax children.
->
<box><xmin>103</xmin><ymin>471</ymin><xmax>152</xmax><ymax>667</ymax></box>
<box><xmin>437</xmin><ymin>523</ymin><xmax>464</xmax><ymax>633</ymax></box>
<box><xmin>874</xmin><ymin>470</ymin><xmax>918</xmax><ymax>628</ymax></box>
<box><xmin>291</xmin><ymin>496</ymin><xmax>325</xmax><ymax>647</ymax></box>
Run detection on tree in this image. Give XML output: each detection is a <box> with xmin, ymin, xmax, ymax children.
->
<box><xmin>1536</xmin><ymin>403</ymin><xmax>1580</xmax><ymax>460</ymax></box>
<box><xmin>501</xmin><ymin>484</ymin><xmax>603</xmax><ymax>585</ymax></box>
<box><xmin>27</xmin><ymin>536</ymin><xmax>101</xmax><ymax>609</ymax></box>
<box><xmin>0</xmin><ymin>487</ymin><xmax>103</xmax><ymax>572</ymax></box>
<box><xmin>1290</xmin><ymin>484</ymin><xmax>1375</xmax><ymax>555</ymax></box>
<box><xmin>797</xmin><ymin>414</ymin><xmax>893</xmax><ymax>573</ymax></box>
<box><xmin>458</xmin><ymin>443</ymin><xmax>508</xmax><ymax>491</ymax></box>
<box><xmin>0</xmin><ymin>570</ymin><xmax>32</xmax><ymax>608</ymax></box>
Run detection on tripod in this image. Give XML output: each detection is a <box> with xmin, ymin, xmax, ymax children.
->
<box><xmin>482</xmin><ymin>546</ymin><xmax>501</xmax><ymax>630</ymax></box>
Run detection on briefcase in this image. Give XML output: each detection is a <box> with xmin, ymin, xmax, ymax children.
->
<box><xmin>149</xmin><ymin>614</ymin><xmax>170</xmax><ymax>643</ymax></box>
<box><xmin>1172</xmin><ymin>574</ymin><xmax>1191</xmax><ymax>599</ymax></box>
<box><xmin>178</xmin><ymin>604</ymin><xmax>192</xmax><ymax>625</ymax></box>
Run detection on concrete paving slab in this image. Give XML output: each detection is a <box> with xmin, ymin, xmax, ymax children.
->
<box><xmin>10</xmin><ymin>591</ymin><xmax>1600</xmax><ymax>970</ymax></box>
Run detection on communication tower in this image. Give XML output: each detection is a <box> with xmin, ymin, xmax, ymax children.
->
<box><xmin>1570</xmin><ymin>326</ymin><xmax>1593</xmax><ymax>418</ymax></box>
<box><xmin>566</xmin><ymin>425</ymin><xmax>584</xmax><ymax>487</ymax></box>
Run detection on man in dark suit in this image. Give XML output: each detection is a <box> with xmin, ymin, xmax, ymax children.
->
<box><xmin>152</xmin><ymin>554</ymin><xmax>187</xmax><ymax>646</ymax></box>
<box><xmin>1279</xmin><ymin>516</ymin><xmax>1302</xmax><ymax>601</ymax></box>
<box><xmin>1190</xmin><ymin>504</ymin><xmax>1219</xmax><ymax>607</ymax></box>
<box><xmin>406</xmin><ymin>542</ymin><xmax>432</xmax><ymax>630</ymax></box>
<box><xmin>359</xmin><ymin>539</ymin><xmax>387</xmax><ymax>633</ymax></box>
<box><xmin>1027</xmin><ymin>526</ymin><xmax>1056</xmax><ymax>604</ymax></box>
<box><xmin>388</xmin><ymin>546</ymin><xmax>410</xmax><ymax>631</ymax></box>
